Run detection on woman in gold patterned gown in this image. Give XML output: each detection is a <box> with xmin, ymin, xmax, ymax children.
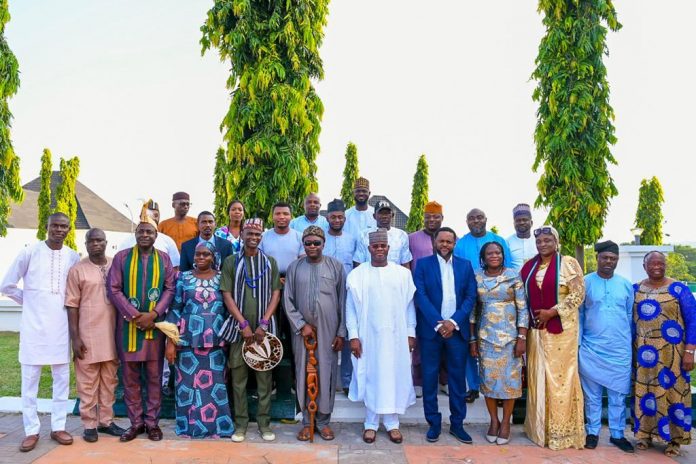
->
<box><xmin>521</xmin><ymin>226</ymin><xmax>585</xmax><ymax>450</ymax></box>
<box><xmin>470</xmin><ymin>242</ymin><xmax>529</xmax><ymax>445</ymax></box>
<box><xmin>633</xmin><ymin>251</ymin><xmax>695</xmax><ymax>458</ymax></box>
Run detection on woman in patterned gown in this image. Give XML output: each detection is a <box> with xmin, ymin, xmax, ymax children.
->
<box><xmin>521</xmin><ymin>226</ymin><xmax>586</xmax><ymax>450</ymax></box>
<box><xmin>165</xmin><ymin>241</ymin><xmax>233</xmax><ymax>438</ymax></box>
<box><xmin>469</xmin><ymin>242</ymin><xmax>529</xmax><ymax>445</ymax></box>
<box><xmin>633</xmin><ymin>251</ymin><xmax>695</xmax><ymax>457</ymax></box>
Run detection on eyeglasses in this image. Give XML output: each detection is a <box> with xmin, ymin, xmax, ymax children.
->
<box><xmin>303</xmin><ymin>240</ymin><xmax>323</xmax><ymax>247</ymax></box>
<box><xmin>533</xmin><ymin>227</ymin><xmax>554</xmax><ymax>237</ymax></box>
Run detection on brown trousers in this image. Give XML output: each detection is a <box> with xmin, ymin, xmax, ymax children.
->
<box><xmin>74</xmin><ymin>358</ymin><xmax>119</xmax><ymax>429</ymax></box>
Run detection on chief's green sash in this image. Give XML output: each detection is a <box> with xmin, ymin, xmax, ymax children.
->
<box><xmin>122</xmin><ymin>247</ymin><xmax>165</xmax><ymax>352</ymax></box>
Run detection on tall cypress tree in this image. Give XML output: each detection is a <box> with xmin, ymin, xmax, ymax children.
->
<box><xmin>213</xmin><ymin>147</ymin><xmax>229</xmax><ymax>225</ymax></box>
<box><xmin>36</xmin><ymin>148</ymin><xmax>52</xmax><ymax>240</ymax></box>
<box><xmin>405</xmin><ymin>154</ymin><xmax>429</xmax><ymax>233</ymax></box>
<box><xmin>532</xmin><ymin>0</ymin><xmax>621</xmax><ymax>267</ymax></box>
<box><xmin>341</xmin><ymin>142</ymin><xmax>360</xmax><ymax>208</ymax></box>
<box><xmin>54</xmin><ymin>156</ymin><xmax>80</xmax><ymax>249</ymax></box>
<box><xmin>0</xmin><ymin>0</ymin><xmax>23</xmax><ymax>236</ymax></box>
<box><xmin>201</xmin><ymin>0</ymin><xmax>329</xmax><ymax>221</ymax></box>
<box><xmin>340</xmin><ymin>142</ymin><xmax>359</xmax><ymax>208</ymax></box>
<box><xmin>634</xmin><ymin>176</ymin><xmax>664</xmax><ymax>245</ymax></box>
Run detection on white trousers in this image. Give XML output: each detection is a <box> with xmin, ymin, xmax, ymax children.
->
<box><xmin>21</xmin><ymin>363</ymin><xmax>70</xmax><ymax>435</ymax></box>
<box><xmin>364</xmin><ymin>408</ymin><xmax>399</xmax><ymax>431</ymax></box>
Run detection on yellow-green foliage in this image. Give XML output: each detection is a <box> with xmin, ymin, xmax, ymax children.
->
<box><xmin>201</xmin><ymin>0</ymin><xmax>329</xmax><ymax>221</ymax></box>
<box><xmin>0</xmin><ymin>0</ymin><xmax>23</xmax><ymax>236</ymax></box>
<box><xmin>635</xmin><ymin>176</ymin><xmax>664</xmax><ymax>245</ymax></box>
<box><xmin>36</xmin><ymin>148</ymin><xmax>52</xmax><ymax>240</ymax></box>
<box><xmin>340</xmin><ymin>142</ymin><xmax>359</xmax><ymax>209</ymax></box>
<box><xmin>406</xmin><ymin>154</ymin><xmax>429</xmax><ymax>233</ymax></box>
<box><xmin>532</xmin><ymin>0</ymin><xmax>621</xmax><ymax>257</ymax></box>
<box><xmin>54</xmin><ymin>157</ymin><xmax>80</xmax><ymax>249</ymax></box>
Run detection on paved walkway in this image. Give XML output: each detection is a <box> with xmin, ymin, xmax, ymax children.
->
<box><xmin>0</xmin><ymin>413</ymin><xmax>693</xmax><ymax>463</ymax></box>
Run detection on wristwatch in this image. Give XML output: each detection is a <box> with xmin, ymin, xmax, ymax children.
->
<box><xmin>517</xmin><ymin>334</ymin><xmax>527</xmax><ymax>341</ymax></box>
<box><xmin>685</xmin><ymin>349</ymin><xmax>695</xmax><ymax>355</ymax></box>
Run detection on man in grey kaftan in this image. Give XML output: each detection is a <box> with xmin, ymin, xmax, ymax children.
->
<box><xmin>284</xmin><ymin>225</ymin><xmax>347</xmax><ymax>440</ymax></box>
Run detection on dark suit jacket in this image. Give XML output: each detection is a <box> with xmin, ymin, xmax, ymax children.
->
<box><xmin>180</xmin><ymin>236</ymin><xmax>234</xmax><ymax>272</ymax></box>
<box><xmin>413</xmin><ymin>254</ymin><xmax>477</xmax><ymax>341</ymax></box>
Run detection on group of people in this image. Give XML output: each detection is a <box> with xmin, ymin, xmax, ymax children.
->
<box><xmin>1</xmin><ymin>179</ymin><xmax>694</xmax><ymax>457</ymax></box>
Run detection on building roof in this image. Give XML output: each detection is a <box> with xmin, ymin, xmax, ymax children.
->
<box><xmin>320</xmin><ymin>194</ymin><xmax>409</xmax><ymax>230</ymax></box>
<box><xmin>8</xmin><ymin>171</ymin><xmax>134</xmax><ymax>232</ymax></box>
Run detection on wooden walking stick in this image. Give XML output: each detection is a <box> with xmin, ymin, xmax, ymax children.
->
<box><xmin>304</xmin><ymin>327</ymin><xmax>319</xmax><ymax>443</ymax></box>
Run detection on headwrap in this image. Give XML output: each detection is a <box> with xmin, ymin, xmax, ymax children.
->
<box><xmin>594</xmin><ymin>240</ymin><xmax>619</xmax><ymax>255</ymax></box>
<box><xmin>138</xmin><ymin>199</ymin><xmax>159</xmax><ymax>229</ymax></box>
<box><xmin>172</xmin><ymin>191</ymin><xmax>190</xmax><ymax>201</ymax></box>
<box><xmin>145</xmin><ymin>199</ymin><xmax>159</xmax><ymax>211</ymax></box>
<box><xmin>369</xmin><ymin>228</ymin><xmax>389</xmax><ymax>244</ymax></box>
<box><xmin>302</xmin><ymin>225</ymin><xmax>325</xmax><ymax>241</ymax></box>
<box><xmin>354</xmin><ymin>177</ymin><xmax>370</xmax><ymax>189</ymax></box>
<box><xmin>535</xmin><ymin>224</ymin><xmax>560</xmax><ymax>249</ymax></box>
<box><xmin>375</xmin><ymin>200</ymin><xmax>392</xmax><ymax>212</ymax></box>
<box><xmin>513</xmin><ymin>203</ymin><xmax>532</xmax><ymax>218</ymax></box>
<box><xmin>424</xmin><ymin>201</ymin><xmax>443</xmax><ymax>215</ymax></box>
<box><xmin>195</xmin><ymin>241</ymin><xmax>220</xmax><ymax>270</ymax></box>
<box><xmin>243</xmin><ymin>218</ymin><xmax>264</xmax><ymax>232</ymax></box>
<box><xmin>327</xmin><ymin>198</ymin><xmax>346</xmax><ymax>213</ymax></box>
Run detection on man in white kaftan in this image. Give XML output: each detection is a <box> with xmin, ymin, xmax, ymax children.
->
<box><xmin>346</xmin><ymin>228</ymin><xmax>416</xmax><ymax>443</ymax></box>
<box><xmin>0</xmin><ymin>213</ymin><xmax>80</xmax><ymax>452</ymax></box>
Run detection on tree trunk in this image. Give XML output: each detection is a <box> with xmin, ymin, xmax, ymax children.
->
<box><xmin>575</xmin><ymin>245</ymin><xmax>585</xmax><ymax>273</ymax></box>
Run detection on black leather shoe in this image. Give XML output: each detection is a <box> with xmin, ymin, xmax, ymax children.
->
<box><xmin>464</xmin><ymin>390</ymin><xmax>479</xmax><ymax>403</ymax></box>
<box><xmin>610</xmin><ymin>437</ymin><xmax>635</xmax><ymax>453</ymax></box>
<box><xmin>120</xmin><ymin>424</ymin><xmax>145</xmax><ymax>442</ymax></box>
<box><xmin>98</xmin><ymin>423</ymin><xmax>126</xmax><ymax>437</ymax></box>
<box><xmin>585</xmin><ymin>434</ymin><xmax>598</xmax><ymax>449</ymax></box>
<box><xmin>83</xmin><ymin>428</ymin><xmax>98</xmax><ymax>443</ymax></box>
<box><xmin>147</xmin><ymin>425</ymin><xmax>163</xmax><ymax>441</ymax></box>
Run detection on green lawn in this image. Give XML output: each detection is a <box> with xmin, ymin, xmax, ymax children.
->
<box><xmin>0</xmin><ymin>332</ymin><xmax>77</xmax><ymax>398</ymax></box>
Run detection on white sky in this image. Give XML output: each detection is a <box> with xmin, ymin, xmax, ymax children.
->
<box><xmin>5</xmin><ymin>0</ymin><xmax>695</xmax><ymax>243</ymax></box>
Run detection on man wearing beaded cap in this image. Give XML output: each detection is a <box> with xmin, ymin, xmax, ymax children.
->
<box><xmin>284</xmin><ymin>225</ymin><xmax>347</xmax><ymax>441</ymax></box>
<box><xmin>344</xmin><ymin>177</ymin><xmax>377</xmax><ymax>240</ymax></box>
<box><xmin>107</xmin><ymin>214</ymin><xmax>176</xmax><ymax>442</ymax></box>
<box><xmin>506</xmin><ymin>203</ymin><xmax>536</xmax><ymax>271</ymax></box>
<box><xmin>221</xmin><ymin>218</ymin><xmax>282</xmax><ymax>443</ymax></box>
<box><xmin>1</xmin><ymin>212</ymin><xmax>80</xmax><ymax>452</ymax></box>
<box><xmin>346</xmin><ymin>228</ymin><xmax>417</xmax><ymax>444</ymax></box>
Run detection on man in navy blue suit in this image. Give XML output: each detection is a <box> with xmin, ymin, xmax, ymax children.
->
<box><xmin>413</xmin><ymin>226</ymin><xmax>477</xmax><ymax>444</ymax></box>
<box><xmin>180</xmin><ymin>211</ymin><xmax>234</xmax><ymax>272</ymax></box>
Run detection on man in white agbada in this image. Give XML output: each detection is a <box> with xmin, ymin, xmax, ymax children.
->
<box><xmin>0</xmin><ymin>213</ymin><xmax>80</xmax><ymax>452</ymax></box>
<box><xmin>346</xmin><ymin>228</ymin><xmax>416</xmax><ymax>444</ymax></box>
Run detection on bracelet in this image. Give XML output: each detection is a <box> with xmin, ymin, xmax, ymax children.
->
<box><xmin>468</xmin><ymin>338</ymin><xmax>477</xmax><ymax>344</ymax></box>
<box><xmin>685</xmin><ymin>349</ymin><xmax>695</xmax><ymax>355</ymax></box>
<box><xmin>517</xmin><ymin>334</ymin><xmax>527</xmax><ymax>340</ymax></box>
<box><xmin>239</xmin><ymin>320</ymin><xmax>249</xmax><ymax>330</ymax></box>
<box><xmin>259</xmin><ymin>318</ymin><xmax>270</xmax><ymax>330</ymax></box>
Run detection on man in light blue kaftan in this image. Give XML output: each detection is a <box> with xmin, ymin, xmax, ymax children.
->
<box><xmin>578</xmin><ymin>240</ymin><xmax>635</xmax><ymax>453</ymax></box>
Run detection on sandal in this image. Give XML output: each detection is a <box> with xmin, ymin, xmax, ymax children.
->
<box><xmin>316</xmin><ymin>425</ymin><xmax>335</xmax><ymax>441</ymax></box>
<box><xmin>296</xmin><ymin>426</ymin><xmax>311</xmax><ymax>441</ymax></box>
<box><xmin>388</xmin><ymin>429</ymin><xmax>403</xmax><ymax>444</ymax></box>
<box><xmin>665</xmin><ymin>442</ymin><xmax>681</xmax><ymax>457</ymax></box>
<box><xmin>362</xmin><ymin>429</ymin><xmax>376</xmax><ymax>444</ymax></box>
<box><xmin>635</xmin><ymin>439</ymin><xmax>652</xmax><ymax>451</ymax></box>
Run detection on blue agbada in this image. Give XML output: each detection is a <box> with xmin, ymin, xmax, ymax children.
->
<box><xmin>579</xmin><ymin>272</ymin><xmax>634</xmax><ymax>395</ymax></box>
<box><xmin>453</xmin><ymin>231</ymin><xmax>511</xmax><ymax>272</ymax></box>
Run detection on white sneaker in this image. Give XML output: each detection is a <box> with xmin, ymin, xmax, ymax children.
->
<box><xmin>414</xmin><ymin>386</ymin><xmax>423</xmax><ymax>398</ymax></box>
<box><xmin>231</xmin><ymin>431</ymin><xmax>246</xmax><ymax>442</ymax></box>
<box><xmin>260</xmin><ymin>430</ymin><xmax>276</xmax><ymax>441</ymax></box>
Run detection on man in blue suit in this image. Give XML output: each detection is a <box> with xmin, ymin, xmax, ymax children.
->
<box><xmin>180</xmin><ymin>211</ymin><xmax>234</xmax><ymax>272</ymax></box>
<box><xmin>413</xmin><ymin>226</ymin><xmax>477</xmax><ymax>444</ymax></box>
